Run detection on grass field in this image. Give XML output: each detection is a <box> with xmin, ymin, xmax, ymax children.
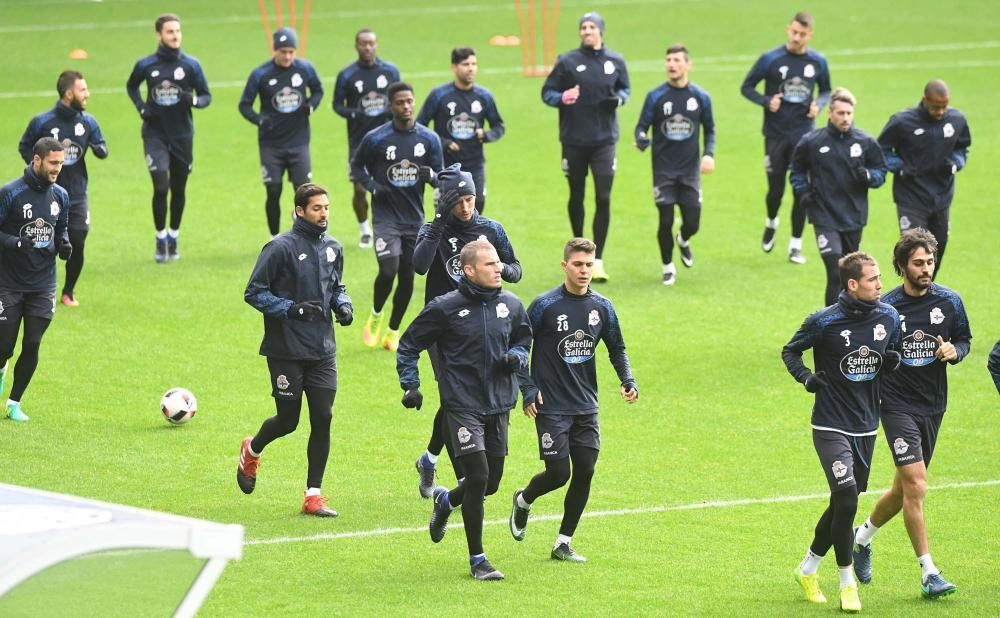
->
<box><xmin>0</xmin><ymin>0</ymin><xmax>997</xmax><ymax>615</ymax></box>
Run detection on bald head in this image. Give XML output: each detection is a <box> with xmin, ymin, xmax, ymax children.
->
<box><xmin>924</xmin><ymin>79</ymin><xmax>949</xmax><ymax>98</ymax></box>
<box><xmin>922</xmin><ymin>79</ymin><xmax>950</xmax><ymax>120</ymax></box>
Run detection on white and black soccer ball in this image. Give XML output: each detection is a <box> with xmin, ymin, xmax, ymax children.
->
<box><xmin>161</xmin><ymin>387</ymin><xmax>197</xmax><ymax>425</ymax></box>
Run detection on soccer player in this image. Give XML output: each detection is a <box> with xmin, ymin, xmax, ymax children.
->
<box><xmin>790</xmin><ymin>88</ymin><xmax>887</xmax><ymax>306</ymax></box>
<box><xmin>333</xmin><ymin>29</ymin><xmax>400</xmax><ymax>248</ymax></box>
<box><xmin>877</xmin><ymin>80</ymin><xmax>971</xmax><ymax>277</ymax></box>
<box><xmin>411</xmin><ymin>164</ymin><xmax>522</xmax><ymax>496</ymax></box>
<box><xmin>782</xmin><ymin>252</ymin><xmax>901</xmax><ymax>613</ymax></box>
<box><xmin>851</xmin><ymin>229</ymin><xmax>970</xmax><ymax>599</ymax></box>
<box><xmin>126</xmin><ymin>13</ymin><xmax>211</xmax><ymax>263</ymax></box>
<box><xmin>542</xmin><ymin>12</ymin><xmax>630</xmax><ymax>282</ymax></box>
<box><xmin>741</xmin><ymin>11</ymin><xmax>831</xmax><ymax>265</ymax></box>
<box><xmin>239</xmin><ymin>28</ymin><xmax>323</xmax><ymax>237</ymax></box>
<box><xmin>417</xmin><ymin>47</ymin><xmax>505</xmax><ymax>213</ymax></box>
<box><xmin>19</xmin><ymin>70</ymin><xmax>107</xmax><ymax>307</ymax></box>
<box><xmin>351</xmin><ymin>82</ymin><xmax>443</xmax><ymax>352</ymax></box>
<box><xmin>990</xmin><ymin>341</ymin><xmax>1000</xmax><ymax>395</ymax></box>
<box><xmin>397</xmin><ymin>239</ymin><xmax>531</xmax><ymax>581</ymax></box>
<box><xmin>634</xmin><ymin>44</ymin><xmax>715</xmax><ymax>286</ymax></box>
<box><xmin>238</xmin><ymin>183</ymin><xmax>354</xmax><ymax>517</ymax></box>
<box><xmin>0</xmin><ymin>138</ymin><xmax>72</xmax><ymax>422</ymax></box>
<box><xmin>509</xmin><ymin>237</ymin><xmax>638</xmax><ymax>562</ymax></box>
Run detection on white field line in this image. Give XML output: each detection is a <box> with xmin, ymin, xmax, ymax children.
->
<box><xmin>245</xmin><ymin>478</ymin><xmax>1000</xmax><ymax>547</ymax></box>
<box><xmin>3</xmin><ymin>56</ymin><xmax>999</xmax><ymax>101</ymax></box>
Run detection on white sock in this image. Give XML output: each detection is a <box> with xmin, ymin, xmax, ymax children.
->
<box><xmin>359</xmin><ymin>220</ymin><xmax>372</xmax><ymax>235</ymax></box>
<box><xmin>788</xmin><ymin>236</ymin><xmax>803</xmax><ymax>251</ymax></box>
<box><xmin>168</xmin><ymin>228</ymin><xmax>179</xmax><ymax>239</ymax></box>
<box><xmin>675</xmin><ymin>233</ymin><xmax>689</xmax><ymax>248</ymax></box>
<box><xmin>248</xmin><ymin>443</ymin><xmax>261</xmax><ymax>458</ymax></box>
<box><xmin>155</xmin><ymin>229</ymin><xmax>167</xmax><ymax>239</ymax></box>
<box><xmin>918</xmin><ymin>554</ymin><xmax>939</xmax><ymax>580</ymax></box>
<box><xmin>662</xmin><ymin>262</ymin><xmax>676</xmax><ymax>275</ymax></box>
<box><xmin>305</xmin><ymin>487</ymin><xmax>321</xmax><ymax>497</ymax></box>
<box><xmin>555</xmin><ymin>534</ymin><xmax>572</xmax><ymax>549</ymax></box>
<box><xmin>855</xmin><ymin>518</ymin><xmax>878</xmax><ymax>546</ymax></box>
<box><xmin>516</xmin><ymin>493</ymin><xmax>531</xmax><ymax>510</ymax></box>
<box><xmin>424</xmin><ymin>450</ymin><xmax>438</xmax><ymax>465</ymax></box>
<box><xmin>370</xmin><ymin>308</ymin><xmax>382</xmax><ymax>318</ymax></box>
<box><xmin>800</xmin><ymin>549</ymin><xmax>823</xmax><ymax>576</ymax></box>
<box><xmin>766</xmin><ymin>216</ymin><xmax>779</xmax><ymax>229</ymax></box>
<box><xmin>839</xmin><ymin>566</ymin><xmax>856</xmax><ymax>589</ymax></box>
<box><xmin>594</xmin><ymin>258</ymin><xmax>604</xmax><ymax>269</ymax></box>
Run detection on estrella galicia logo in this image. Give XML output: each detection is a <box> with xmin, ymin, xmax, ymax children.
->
<box><xmin>271</xmin><ymin>87</ymin><xmax>303</xmax><ymax>113</ymax></box>
<box><xmin>839</xmin><ymin>345</ymin><xmax>883</xmax><ymax>381</ymax></box>
<box><xmin>152</xmin><ymin>80</ymin><xmax>182</xmax><ymax>106</ymax></box>
<box><xmin>445</xmin><ymin>254</ymin><xmax>462</xmax><ymax>280</ymax></box>
<box><xmin>20</xmin><ymin>219</ymin><xmax>54</xmax><ymax>248</ymax></box>
<box><xmin>361</xmin><ymin>91</ymin><xmax>388</xmax><ymax>116</ymax></box>
<box><xmin>901</xmin><ymin>329</ymin><xmax>937</xmax><ymax>367</ymax></box>
<box><xmin>557</xmin><ymin>329</ymin><xmax>597</xmax><ymax>364</ymax></box>
<box><xmin>387</xmin><ymin>159</ymin><xmax>419</xmax><ymax>187</ymax></box>
<box><xmin>661</xmin><ymin>114</ymin><xmax>694</xmax><ymax>141</ymax></box>
<box><xmin>60</xmin><ymin>139</ymin><xmax>83</xmax><ymax>165</ymax></box>
<box><xmin>781</xmin><ymin>76</ymin><xmax>811</xmax><ymax>103</ymax></box>
<box><xmin>446</xmin><ymin>113</ymin><xmax>478</xmax><ymax>140</ymax></box>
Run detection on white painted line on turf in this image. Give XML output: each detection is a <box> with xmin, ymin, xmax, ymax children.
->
<box><xmin>244</xmin><ymin>478</ymin><xmax>1000</xmax><ymax>547</ymax></box>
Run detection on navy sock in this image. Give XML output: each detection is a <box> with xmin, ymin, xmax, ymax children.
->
<box><xmin>469</xmin><ymin>553</ymin><xmax>486</xmax><ymax>566</ymax></box>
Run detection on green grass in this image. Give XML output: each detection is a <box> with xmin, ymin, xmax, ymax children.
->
<box><xmin>0</xmin><ymin>0</ymin><xmax>997</xmax><ymax>615</ymax></box>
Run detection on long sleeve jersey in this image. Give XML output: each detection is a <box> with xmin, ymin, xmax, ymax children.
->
<box><xmin>878</xmin><ymin>102</ymin><xmax>971</xmax><ymax>212</ymax></box>
<box><xmin>126</xmin><ymin>45</ymin><xmax>211</xmax><ymax>141</ymax></box>
<box><xmin>239</xmin><ymin>58</ymin><xmax>323</xmax><ymax>148</ymax></box>
<box><xmin>783</xmin><ymin>291</ymin><xmax>901</xmax><ymax>435</ymax></box>
<box><xmin>740</xmin><ymin>45</ymin><xmax>831</xmax><ymax>141</ymax></box>
<box><xmin>542</xmin><ymin>45</ymin><xmax>630</xmax><ymax>147</ymax></box>
<box><xmin>634</xmin><ymin>81</ymin><xmax>715</xmax><ymax>179</ymax></box>
<box><xmin>19</xmin><ymin>102</ymin><xmax>107</xmax><ymax>205</ymax></box>
<box><xmin>519</xmin><ymin>284</ymin><xmax>635</xmax><ymax>415</ymax></box>
<box><xmin>790</xmin><ymin>123</ymin><xmax>887</xmax><ymax>231</ymax></box>
<box><xmin>0</xmin><ymin>166</ymin><xmax>70</xmax><ymax>291</ymax></box>
<box><xmin>412</xmin><ymin>212</ymin><xmax>521</xmax><ymax>304</ymax></box>
<box><xmin>332</xmin><ymin>58</ymin><xmax>401</xmax><ymax>149</ymax></box>
<box><xmin>417</xmin><ymin>82</ymin><xmax>505</xmax><ymax>169</ymax></box>
<box><xmin>880</xmin><ymin>284</ymin><xmax>971</xmax><ymax>415</ymax></box>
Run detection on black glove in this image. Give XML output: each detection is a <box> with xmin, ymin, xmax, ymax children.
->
<box><xmin>178</xmin><ymin>90</ymin><xmax>195</xmax><ymax>107</ymax></box>
<box><xmin>601</xmin><ymin>94</ymin><xmax>621</xmax><ymax>110</ymax></box>
<box><xmin>299</xmin><ymin>104</ymin><xmax>313</xmax><ymax>117</ymax></box>
<box><xmin>58</xmin><ymin>240</ymin><xmax>73</xmax><ymax>261</ymax></box>
<box><xmin>140</xmin><ymin>106</ymin><xmax>157</xmax><ymax>120</ymax></box>
<box><xmin>622</xmin><ymin>380</ymin><xmax>639</xmax><ymax>400</ymax></box>
<box><xmin>798</xmin><ymin>187</ymin><xmax>816</xmax><ymax>206</ymax></box>
<box><xmin>418</xmin><ymin>166</ymin><xmax>437</xmax><ymax>186</ymax></box>
<box><xmin>939</xmin><ymin>159</ymin><xmax>956</xmax><ymax>176</ymax></box>
<box><xmin>884</xmin><ymin>350</ymin><xmax>902</xmax><ymax>372</ymax></box>
<box><xmin>504</xmin><ymin>351</ymin><xmax>523</xmax><ymax>372</ymax></box>
<box><xmin>335</xmin><ymin>304</ymin><xmax>354</xmax><ymax>326</ymax></box>
<box><xmin>401</xmin><ymin>388</ymin><xmax>423</xmax><ymax>410</ymax></box>
<box><xmin>635</xmin><ymin>133</ymin><xmax>651</xmax><ymax>151</ymax></box>
<box><xmin>899</xmin><ymin>164</ymin><xmax>918</xmax><ymax>178</ymax></box>
<box><xmin>7</xmin><ymin>236</ymin><xmax>34</xmax><ymax>252</ymax></box>
<box><xmin>369</xmin><ymin>182</ymin><xmax>389</xmax><ymax>197</ymax></box>
<box><xmin>851</xmin><ymin>164</ymin><xmax>870</xmax><ymax>186</ymax></box>
<box><xmin>804</xmin><ymin>371</ymin><xmax>829</xmax><ymax>393</ymax></box>
<box><xmin>258</xmin><ymin>115</ymin><xmax>274</xmax><ymax>132</ymax></box>
<box><xmin>287</xmin><ymin>300</ymin><xmax>324</xmax><ymax>321</ymax></box>
<box><xmin>434</xmin><ymin>193</ymin><xmax>453</xmax><ymax>218</ymax></box>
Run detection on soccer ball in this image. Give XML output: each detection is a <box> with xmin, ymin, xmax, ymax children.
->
<box><xmin>161</xmin><ymin>387</ymin><xmax>197</xmax><ymax>425</ymax></box>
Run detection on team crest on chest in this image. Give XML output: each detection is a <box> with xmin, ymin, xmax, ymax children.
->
<box><xmin>74</xmin><ymin>123</ymin><xmax>85</xmax><ymax>137</ymax></box>
<box><xmin>929</xmin><ymin>307</ymin><xmax>945</xmax><ymax>325</ymax></box>
<box><xmin>291</xmin><ymin>73</ymin><xmax>303</xmax><ymax>88</ymax></box>
<box><xmin>414</xmin><ymin>143</ymin><xmax>426</xmax><ymax>157</ymax></box>
<box><xmin>686</xmin><ymin>97</ymin><xmax>698</xmax><ymax>111</ymax></box>
<box><xmin>588</xmin><ymin>309</ymin><xmax>600</xmax><ymax>326</ymax></box>
<box><xmin>471</xmin><ymin>100</ymin><xmax>482</xmax><ymax>114</ymax></box>
<box><xmin>50</xmin><ymin>201</ymin><xmax>60</xmax><ymax>217</ymax></box>
<box><xmin>174</xmin><ymin>67</ymin><xmax>185</xmax><ymax>81</ymax></box>
<box><xmin>873</xmin><ymin>323</ymin><xmax>886</xmax><ymax>341</ymax></box>
<box><xmin>850</xmin><ymin>143</ymin><xmax>862</xmax><ymax>158</ymax></box>
<box><xmin>942</xmin><ymin>123</ymin><xmax>954</xmax><ymax>138</ymax></box>
<box><xmin>326</xmin><ymin>247</ymin><xmax>337</xmax><ymax>262</ymax></box>
<box><xmin>804</xmin><ymin>64</ymin><xmax>815</xmax><ymax>78</ymax></box>
<box><xmin>603</xmin><ymin>60</ymin><xmax>615</xmax><ymax>74</ymax></box>
<box><xmin>376</xmin><ymin>74</ymin><xmax>388</xmax><ymax>88</ymax></box>
<box><xmin>496</xmin><ymin>303</ymin><xmax>509</xmax><ymax>319</ymax></box>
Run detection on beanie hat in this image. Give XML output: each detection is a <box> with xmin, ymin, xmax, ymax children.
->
<box><xmin>273</xmin><ymin>27</ymin><xmax>298</xmax><ymax>49</ymax></box>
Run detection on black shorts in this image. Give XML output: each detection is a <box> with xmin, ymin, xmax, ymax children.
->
<box><xmin>562</xmin><ymin>143</ymin><xmax>616</xmax><ymax>179</ymax></box>
<box><xmin>881</xmin><ymin>410</ymin><xmax>943</xmax><ymax>468</ymax></box>
<box><xmin>445</xmin><ymin>409</ymin><xmax>509</xmax><ymax>458</ymax></box>
<box><xmin>266</xmin><ymin>356</ymin><xmax>337</xmax><ymax>400</ymax></box>
<box><xmin>69</xmin><ymin>199</ymin><xmax>90</xmax><ymax>232</ymax></box>
<box><xmin>260</xmin><ymin>144</ymin><xmax>312</xmax><ymax>187</ymax></box>
<box><xmin>0</xmin><ymin>289</ymin><xmax>56</xmax><ymax>321</ymax></box>
<box><xmin>347</xmin><ymin>144</ymin><xmax>360</xmax><ymax>182</ymax></box>
<box><xmin>812</xmin><ymin>430</ymin><xmax>875</xmax><ymax>493</ymax></box>
<box><xmin>373</xmin><ymin>221</ymin><xmax>417</xmax><ymax>261</ymax></box>
<box><xmin>144</xmin><ymin>135</ymin><xmax>193</xmax><ymax>173</ymax></box>
<box><xmin>653</xmin><ymin>176</ymin><xmax>702</xmax><ymax>208</ymax></box>
<box><xmin>814</xmin><ymin>226</ymin><xmax>862</xmax><ymax>258</ymax></box>
<box><xmin>534</xmin><ymin>413</ymin><xmax>600</xmax><ymax>460</ymax></box>
<box><xmin>896</xmin><ymin>203</ymin><xmax>950</xmax><ymax>234</ymax></box>
<box><xmin>763</xmin><ymin>136</ymin><xmax>797</xmax><ymax>177</ymax></box>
